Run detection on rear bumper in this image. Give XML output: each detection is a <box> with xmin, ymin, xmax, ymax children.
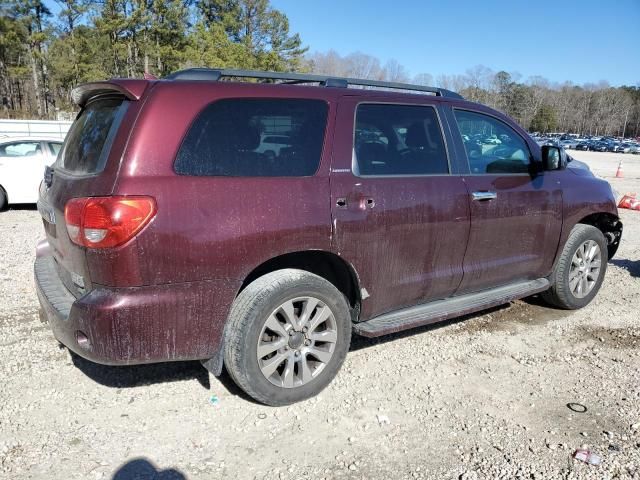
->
<box><xmin>35</xmin><ymin>240</ymin><xmax>239</xmax><ymax>366</ymax></box>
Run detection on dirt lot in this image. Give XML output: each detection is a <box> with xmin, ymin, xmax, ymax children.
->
<box><xmin>1</xmin><ymin>150</ymin><xmax>639</xmax><ymax>479</ymax></box>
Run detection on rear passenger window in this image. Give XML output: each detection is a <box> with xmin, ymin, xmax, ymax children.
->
<box><xmin>175</xmin><ymin>99</ymin><xmax>328</xmax><ymax>177</ymax></box>
<box><xmin>454</xmin><ymin>110</ymin><xmax>532</xmax><ymax>174</ymax></box>
<box><xmin>353</xmin><ymin>104</ymin><xmax>448</xmax><ymax>176</ymax></box>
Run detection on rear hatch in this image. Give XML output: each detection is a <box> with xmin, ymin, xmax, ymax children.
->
<box><xmin>38</xmin><ymin>81</ymin><xmax>148</xmax><ymax>298</ymax></box>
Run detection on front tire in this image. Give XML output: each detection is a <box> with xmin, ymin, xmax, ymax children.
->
<box><xmin>0</xmin><ymin>187</ymin><xmax>7</xmax><ymax>211</ymax></box>
<box><xmin>224</xmin><ymin>269</ymin><xmax>351</xmax><ymax>406</ymax></box>
<box><xmin>542</xmin><ymin>224</ymin><xmax>607</xmax><ymax>309</ymax></box>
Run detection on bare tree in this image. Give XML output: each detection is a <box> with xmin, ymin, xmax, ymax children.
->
<box><xmin>381</xmin><ymin>59</ymin><xmax>409</xmax><ymax>83</ymax></box>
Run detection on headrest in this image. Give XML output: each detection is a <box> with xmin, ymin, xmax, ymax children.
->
<box><xmin>234</xmin><ymin>125</ymin><xmax>260</xmax><ymax>151</ymax></box>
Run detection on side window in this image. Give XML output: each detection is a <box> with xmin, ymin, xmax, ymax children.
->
<box><xmin>175</xmin><ymin>99</ymin><xmax>328</xmax><ymax>177</ymax></box>
<box><xmin>354</xmin><ymin>104</ymin><xmax>448</xmax><ymax>176</ymax></box>
<box><xmin>454</xmin><ymin>110</ymin><xmax>531</xmax><ymax>174</ymax></box>
<box><xmin>0</xmin><ymin>142</ymin><xmax>42</xmax><ymax>158</ymax></box>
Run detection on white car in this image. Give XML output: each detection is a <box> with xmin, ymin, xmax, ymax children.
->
<box><xmin>254</xmin><ymin>134</ymin><xmax>291</xmax><ymax>159</ymax></box>
<box><xmin>0</xmin><ymin>136</ymin><xmax>63</xmax><ymax>209</ymax></box>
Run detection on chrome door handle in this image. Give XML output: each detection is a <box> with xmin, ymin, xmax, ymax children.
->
<box><xmin>471</xmin><ymin>191</ymin><xmax>497</xmax><ymax>201</ymax></box>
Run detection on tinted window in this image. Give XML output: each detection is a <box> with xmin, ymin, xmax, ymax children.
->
<box><xmin>454</xmin><ymin>110</ymin><xmax>531</xmax><ymax>174</ymax></box>
<box><xmin>59</xmin><ymin>97</ymin><xmax>127</xmax><ymax>174</ymax></box>
<box><xmin>0</xmin><ymin>141</ymin><xmax>42</xmax><ymax>157</ymax></box>
<box><xmin>263</xmin><ymin>136</ymin><xmax>290</xmax><ymax>145</ymax></box>
<box><xmin>175</xmin><ymin>99</ymin><xmax>328</xmax><ymax>177</ymax></box>
<box><xmin>354</xmin><ymin>104</ymin><xmax>448</xmax><ymax>176</ymax></box>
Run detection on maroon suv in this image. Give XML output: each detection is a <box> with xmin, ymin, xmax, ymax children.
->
<box><xmin>35</xmin><ymin>68</ymin><xmax>622</xmax><ymax>405</ymax></box>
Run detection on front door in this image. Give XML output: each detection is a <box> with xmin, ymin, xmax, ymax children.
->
<box><xmin>330</xmin><ymin>98</ymin><xmax>471</xmax><ymax>321</ymax></box>
<box><xmin>449</xmin><ymin>108</ymin><xmax>563</xmax><ymax>293</ymax></box>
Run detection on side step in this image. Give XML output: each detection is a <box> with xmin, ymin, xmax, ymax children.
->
<box><xmin>353</xmin><ymin>278</ymin><xmax>550</xmax><ymax>338</ymax></box>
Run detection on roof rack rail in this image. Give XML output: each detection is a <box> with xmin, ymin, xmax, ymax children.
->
<box><xmin>164</xmin><ymin>68</ymin><xmax>464</xmax><ymax>99</ymax></box>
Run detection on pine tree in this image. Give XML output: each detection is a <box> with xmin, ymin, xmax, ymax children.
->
<box><xmin>11</xmin><ymin>0</ymin><xmax>53</xmax><ymax>117</ymax></box>
<box><xmin>193</xmin><ymin>0</ymin><xmax>307</xmax><ymax>71</ymax></box>
<box><xmin>530</xmin><ymin>104</ymin><xmax>558</xmax><ymax>133</ymax></box>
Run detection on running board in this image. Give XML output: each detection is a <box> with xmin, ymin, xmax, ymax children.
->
<box><xmin>353</xmin><ymin>278</ymin><xmax>550</xmax><ymax>338</ymax></box>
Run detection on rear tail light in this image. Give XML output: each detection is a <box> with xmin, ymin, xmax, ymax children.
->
<box><xmin>64</xmin><ymin>196</ymin><xmax>156</xmax><ymax>248</ymax></box>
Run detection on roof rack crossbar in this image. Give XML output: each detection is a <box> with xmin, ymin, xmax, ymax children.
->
<box><xmin>164</xmin><ymin>68</ymin><xmax>463</xmax><ymax>99</ymax></box>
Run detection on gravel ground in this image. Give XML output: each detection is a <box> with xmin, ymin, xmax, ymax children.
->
<box><xmin>0</xmin><ymin>150</ymin><xmax>639</xmax><ymax>480</ymax></box>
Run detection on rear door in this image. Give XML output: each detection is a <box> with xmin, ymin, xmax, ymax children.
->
<box><xmin>448</xmin><ymin>108</ymin><xmax>563</xmax><ymax>293</ymax></box>
<box><xmin>330</xmin><ymin>97</ymin><xmax>471</xmax><ymax>321</ymax></box>
<box><xmin>38</xmin><ymin>95</ymin><xmax>131</xmax><ymax>297</ymax></box>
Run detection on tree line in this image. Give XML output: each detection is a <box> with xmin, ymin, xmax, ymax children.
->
<box><xmin>1</xmin><ymin>0</ymin><xmax>307</xmax><ymax>118</ymax></box>
<box><xmin>310</xmin><ymin>51</ymin><xmax>640</xmax><ymax>138</ymax></box>
<box><xmin>1</xmin><ymin>1</ymin><xmax>639</xmax><ymax>138</ymax></box>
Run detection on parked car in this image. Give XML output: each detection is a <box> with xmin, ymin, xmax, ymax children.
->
<box><xmin>34</xmin><ymin>68</ymin><xmax>623</xmax><ymax>405</ymax></box>
<box><xmin>559</xmin><ymin>139</ymin><xmax>578</xmax><ymax>149</ymax></box>
<box><xmin>589</xmin><ymin>142</ymin><xmax>609</xmax><ymax>152</ymax></box>
<box><xmin>0</xmin><ymin>136</ymin><xmax>62</xmax><ymax>209</ymax></box>
<box><xmin>612</xmin><ymin>143</ymin><xmax>632</xmax><ymax>153</ymax></box>
<box><xmin>533</xmin><ymin>137</ymin><xmax>558</xmax><ymax>147</ymax></box>
<box><xmin>254</xmin><ymin>134</ymin><xmax>291</xmax><ymax>159</ymax></box>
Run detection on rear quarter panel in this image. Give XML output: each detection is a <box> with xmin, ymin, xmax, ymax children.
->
<box><xmin>98</xmin><ymin>82</ymin><xmax>338</xmax><ymax>288</ymax></box>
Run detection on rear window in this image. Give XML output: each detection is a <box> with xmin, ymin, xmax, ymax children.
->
<box><xmin>0</xmin><ymin>141</ymin><xmax>42</xmax><ymax>157</ymax></box>
<box><xmin>174</xmin><ymin>99</ymin><xmax>328</xmax><ymax>177</ymax></box>
<box><xmin>58</xmin><ymin>96</ymin><xmax>127</xmax><ymax>174</ymax></box>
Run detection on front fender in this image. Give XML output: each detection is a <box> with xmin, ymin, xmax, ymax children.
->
<box><xmin>555</xmin><ymin>176</ymin><xmax>621</xmax><ymax>264</ymax></box>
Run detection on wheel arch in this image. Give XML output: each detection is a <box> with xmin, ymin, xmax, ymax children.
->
<box><xmin>238</xmin><ymin>250</ymin><xmax>362</xmax><ymax>314</ymax></box>
<box><xmin>577</xmin><ymin>212</ymin><xmax>622</xmax><ymax>259</ymax></box>
<box><xmin>202</xmin><ymin>250</ymin><xmax>362</xmax><ymax>377</ymax></box>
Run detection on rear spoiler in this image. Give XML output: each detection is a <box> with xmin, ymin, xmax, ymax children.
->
<box><xmin>71</xmin><ymin>79</ymin><xmax>150</xmax><ymax>107</ymax></box>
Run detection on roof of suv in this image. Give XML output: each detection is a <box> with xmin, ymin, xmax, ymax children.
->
<box><xmin>72</xmin><ymin>68</ymin><xmax>465</xmax><ymax>107</ymax></box>
<box><xmin>164</xmin><ymin>68</ymin><xmax>464</xmax><ymax>99</ymax></box>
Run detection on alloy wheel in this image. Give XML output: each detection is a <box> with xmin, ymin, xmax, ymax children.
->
<box><xmin>569</xmin><ymin>240</ymin><xmax>602</xmax><ymax>298</ymax></box>
<box><xmin>256</xmin><ymin>296</ymin><xmax>338</xmax><ymax>388</ymax></box>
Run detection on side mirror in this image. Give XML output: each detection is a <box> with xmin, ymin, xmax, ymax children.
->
<box><xmin>541</xmin><ymin>145</ymin><xmax>567</xmax><ymax>171</ymax></box>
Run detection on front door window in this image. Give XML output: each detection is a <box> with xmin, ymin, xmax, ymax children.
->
<box><xmin>454</xmin><ymin>110</ymin><xmax>531</xmax><ymax>174</ymax></box>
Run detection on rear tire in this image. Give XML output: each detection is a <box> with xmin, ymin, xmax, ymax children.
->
<box><xmin>224</xmin><ymin>269</ymin><xmax>351</xmax><ymax>406</ymax></box>
<box><xmin>542</xmin><ymin>224</ymin><xmax>607</xmax><ymax>309</ymax></box>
